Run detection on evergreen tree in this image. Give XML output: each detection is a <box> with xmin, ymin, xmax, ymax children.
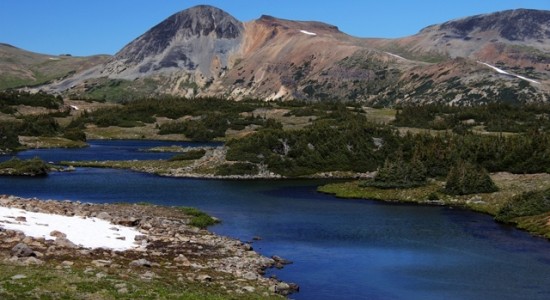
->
<box><xmin>364</xmin><ymin>152</ymin><xmax>427</xmax><ymax>189</ymax></box>
<box><xmin>444</xmin><ymin>160</ymin><xmax>498</xmax><ymax>195</ymax></box>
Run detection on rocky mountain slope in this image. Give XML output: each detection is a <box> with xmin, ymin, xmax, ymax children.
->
<box><xmin>13</xmin><ymin>6</ymin><xmax>550</xmax><ymax>104</ymax></box>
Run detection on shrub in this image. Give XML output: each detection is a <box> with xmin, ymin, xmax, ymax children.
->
<box><xmin>444</xmin><ymin>161</ymin><xmax>498</xmax><ymax>195</ymax></box>
<box><xmin>180</xmin><ymin>207</ymin><xmax>220</xmax><ymax>228</ymax></box>
<box><xmin>168</xmin><ymin>149</ymin><xmax>206</xmax><ymax>161</ymax></box>
<box><xmin>19</xmin><ymin>115</ymin><xmax>60</xmax><ymax>137</ymax></box>
<box><xmin>495</xmin><ymin>189</ymin><xmax>550</xmax><ymax>222</ymax></box>
<box><xmin>62</xmin><ymin>128</ymin><xmax>87</xmax><ymax>142</ymax></box>
<box><xmin>215</xmin><ymin>162</ymin><xmax>258</xmax><ymax>176</ymax></box>
<box><xmin>0</xmin><ymin>91</ymin><xmax>63</xmax><ymax>109</ymax></box>
<box><xmin>0</xmin><ymin>157</ymin><xmax>49</xmax><ymax>176</ymax></box>
<box><xmin>0</xmin><ymin>122</ymin><xmax>22</xmax><ymax>151</ymax></box>
<box><xmin>361</xmin><ymin>155</ymin><xmax>427</xmax><ymax>189</ymax></box>
<box><xmin>427</xmin><ymin>192</ymin><xmax>440</xmax><ymax>201</ymax></box>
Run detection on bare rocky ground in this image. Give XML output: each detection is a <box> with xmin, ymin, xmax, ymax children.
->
<box><xmin>0</xmin><ymin>195</ymin><xmax>297</xmax><ymax>299</ymax></box>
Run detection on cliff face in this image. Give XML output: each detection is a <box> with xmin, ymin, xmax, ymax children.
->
<box><xmin>40</xmin><ymin>6</ymin><xmax>550</xmax><ymax>105</ymax></box>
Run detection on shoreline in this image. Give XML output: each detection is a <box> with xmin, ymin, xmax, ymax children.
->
<box><xmin>318</xmin><ymin>174</ymin><xmax>550</xmax><ymax>241</ymax></box>
<box><xmin>0</xmin><ymin>195</ymin><xmax>298</xmax><ymax>298</ymax></box>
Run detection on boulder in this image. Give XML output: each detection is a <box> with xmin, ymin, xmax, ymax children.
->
<box><xmin>174</xmin><ymin>254</ymin><xmax>191</xmax><ymax>266</ymax></box>
<box><xmin>140</xmin><ymin>271</ymin><xmax>156</xmax><ymax>280</ymax></box>
<box><xmin>270</xmin><ymin>282</ymin><xmax>299</xmax><ymax>295</ymax></box>
<box><xmin>130</xmin><ymin>258</ymin><xmax>152</xmax><ymax>268</ymax></box>
<box><xmin>11</xmin><ymin>243</ymin><xmax>34</xmax><ymax>257</ymax></box>
<box><xmin>272</xmin><ymin>255</ymin><xmax>292</xmax><ymax>269</ymax></box>
<box><xmin>96</xmin><ymin>212</ymin><xmax>111</xmax><ymax>221</ymax></box>
<box><xmin>242</xmin><ymin>272</ymin><xmax>258</xmax><ymax>281</ymax></box>
<box><xmin>55</xmin><ymin>237</ymin><xmax>77</xmax><ymax>248</ymax></box>
<box><xmin>134</xmin><ymin>234</ymin><xmax>147</xmax><ymax>241</ymax></box>
<box><xmin>92</xmin><ymin>259</ymin><xmax>112</xmax><ymax>268</ymax></box>
<box><xmin>117</xmin><ymin>217</ymin><xmax>140</xmax><ymax>227</ymax></box>
<box><xmin>196</xmin><ymin>274</ymin><xmax>212</xmax><ymax>282</ymax></box>
<box><xmin>23</xmin><ymin>257</ymin><xmax>44</xmax><ymax>266</ymax></box>
<box><xmin>50</xmin><ymin>230</ymin><xmax>66</xmax><ymax>238</ymax></box>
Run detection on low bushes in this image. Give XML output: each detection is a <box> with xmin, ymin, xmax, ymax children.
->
<box><xmin>0</xmin><ymin>157</ymin><xmax>49</xmax><ymax>176</ymax></box>
<box><xmin>215</xmin><ymin>162</ymin><xmax>258</xmax><ymax>176</ymax></box>
<box><xmin>361</xmin><ymin>155</ymin><xmax>427</xmax><ymax>189</ymax></box>
<box><xmin>168</xmin><ymin>149</ymin><xmax>206</xmax><ymax>161</ymax></box>
<box><xmin>496</xmin><ymin>189</ymin><xmax>550</xmax><ymax>223</ymax></box>
<box><xmin>180</xmin><ymin>207</ymin><xmax>220</xmax><ymax>228</ymax></box>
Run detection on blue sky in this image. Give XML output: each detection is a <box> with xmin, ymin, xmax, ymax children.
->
<box><xmin>1</xmin><ymin>0</ymin><xmax>548</xmax><ymax>56</ymax></box>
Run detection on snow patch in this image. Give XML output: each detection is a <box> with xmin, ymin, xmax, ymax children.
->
<box><xmin>385</xmin><ymin>52</ymin><xmax>406</xmax><ymax>60</ymax></box>
<box><xmin>478</xmin><ymin>61</ymin><xmax>540</xmax><ymax>84</ymax></box>
<box><xmin>0</xmin><ymin>206</ymin><xmax>145</xmax><ymax>251</ymax></box>
<box><xmin>300</xmin><ymin>30</ymin><xmax>317</xmax><ymax>36</ymax></box>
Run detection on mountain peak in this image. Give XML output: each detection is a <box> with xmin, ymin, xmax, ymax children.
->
<box><xmin>255</xmin><ymin>14</ymin><xmax>340</xmax><ymax>34</ymax></box>
<box><xmin>114</xmin><ymin>5</ymin><xmax>243</xmax><ymax>63</ymax></box>
<box><xmin>438</xmin><ymin>8</ymin><xmax>550</xmax><ymax>41</ymax></box>
<box><xmin>110</xmin><ymin>5</ymin><xmax>244</xmax><ymax>77</ymax></box>
<box><xmin>166</xmin><ymin>5</ymin><xmax>242</xmax><ymax>39</ymax></box>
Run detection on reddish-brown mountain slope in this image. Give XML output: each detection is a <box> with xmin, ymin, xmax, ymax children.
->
<box><xmin>32</xmin><ymin>6</ymin><xmax>550</xmax><ymax>105</ymax></box>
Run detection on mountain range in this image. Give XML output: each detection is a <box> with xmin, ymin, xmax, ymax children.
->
<box><xmin>4</xmin><ymin>5</ymin><xmax>550</xmax><ymax>105</ymax></box>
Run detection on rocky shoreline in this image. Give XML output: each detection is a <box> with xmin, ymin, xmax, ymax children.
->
<box><xmin>0</xmin><ymin>195</ymin><xmax>298</xmax><ymax>298</ymax></box>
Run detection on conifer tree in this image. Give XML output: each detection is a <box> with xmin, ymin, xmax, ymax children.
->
<box><xmin>444</xmin><ymin>160</ymin><xmax>498</xmax><ymax>195</ymax></box>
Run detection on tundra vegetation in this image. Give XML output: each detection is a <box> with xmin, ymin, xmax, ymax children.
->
<box><xmin>2</xmin><ymin>92</ymin><xmax>550</xmax><ymax>237</ymax></box>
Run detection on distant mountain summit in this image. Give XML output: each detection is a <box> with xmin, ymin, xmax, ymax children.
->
<box><xmin>439</xmin><ymin>9</ymin><xmax>550</xmax><ymax>42</ymax></box>
<box><xmin>18</xmin><ymin>6</ymin><xmax>550</xmax><ymax>104</ymax></box>
<box><xmin>105</xmin><ymin>5</ymin><xmax>244</xmax><ymax>80</ymax></box>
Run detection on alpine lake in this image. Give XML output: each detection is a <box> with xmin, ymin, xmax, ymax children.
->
<box><xmin>1</xmin><ymin>140</ymin><xmax>550</xmax><ymax>300</ymax></box>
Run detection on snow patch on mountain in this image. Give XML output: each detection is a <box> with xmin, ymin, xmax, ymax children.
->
<box><xmin>385</xmin><ymin>52</ymin><xmax>407</xmax><ymax>60</ymax></box>
<box><xmin>300</xmin><ymin>30</ymin><xmax>317</xmax><ymax>36</ymax></box>
<box><xmin>478</xmin><ymin>61</ymin><xmax>540</xmax><ymax>84</ymax></box>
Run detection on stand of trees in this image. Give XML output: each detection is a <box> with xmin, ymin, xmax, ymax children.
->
<box><xmin>496</xmin><ymin>188</ymin><xmax>550</xmax><ymax>223</ymax></box>
<box><xmin>444</xmin><ymin>160</ymin><xmax>498</xmax><ymax>195</ymax></box>
<box><xmin>361</xmin><ymin>154</ymin><xmax>427</xmax><ymax>189</ymax></box>
<box><xmin>393</xmin><ymin>103</ymin><xmax>550</xmax><ymax>133</ymax></box>
<box><xmin>0</xmin><ymin>91</ymin><xmax>63</xmax><ymax>110</ymax></box>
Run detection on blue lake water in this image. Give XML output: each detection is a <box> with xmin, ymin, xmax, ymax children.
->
<box><xmin>0</xmin><ymin>140</ymin><xmax>222</xmax><ymax>163</ymax></box>
<box><xmin>1</xmin><ymin>140</ymin><xmax>550</xmax><ymax>300</ymax></box>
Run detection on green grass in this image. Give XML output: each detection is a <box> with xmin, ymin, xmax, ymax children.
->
<box><xmin>73</xmin><ymin>78</ymin><xmax>161</xmax><ymax>102</ymax></box>
<box><xmin>0</xmin><ymin>262</ymin><xmax>276</xmax><ymax>300</ymax></box>
<box><xmin>319</xmin><ymin>181</ymin><xmax>443</xmax><ymax>204</ymax></box>
<box><xmin>514</xmin><ymin>212</ymin><xmax>550</xmax><ymax>239</ymax></box>
<box><xmin>363</xmin><ymin>107</ymin><xmax>396</xmax><ymax>124</ymax></box>
<box><xmin>180</xmin><ymin>207</ymin><xmax>220</xmax><ymax>228</ymax></box>
<box><xmin>169</xmin><ymin>149</ymin><xmax>206</xmax><ymax>161</ymax></box>
<box><xmin>144</xmin><ymin>146</ymin><xmax>190</xmax><ymax>153</ymax></box>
